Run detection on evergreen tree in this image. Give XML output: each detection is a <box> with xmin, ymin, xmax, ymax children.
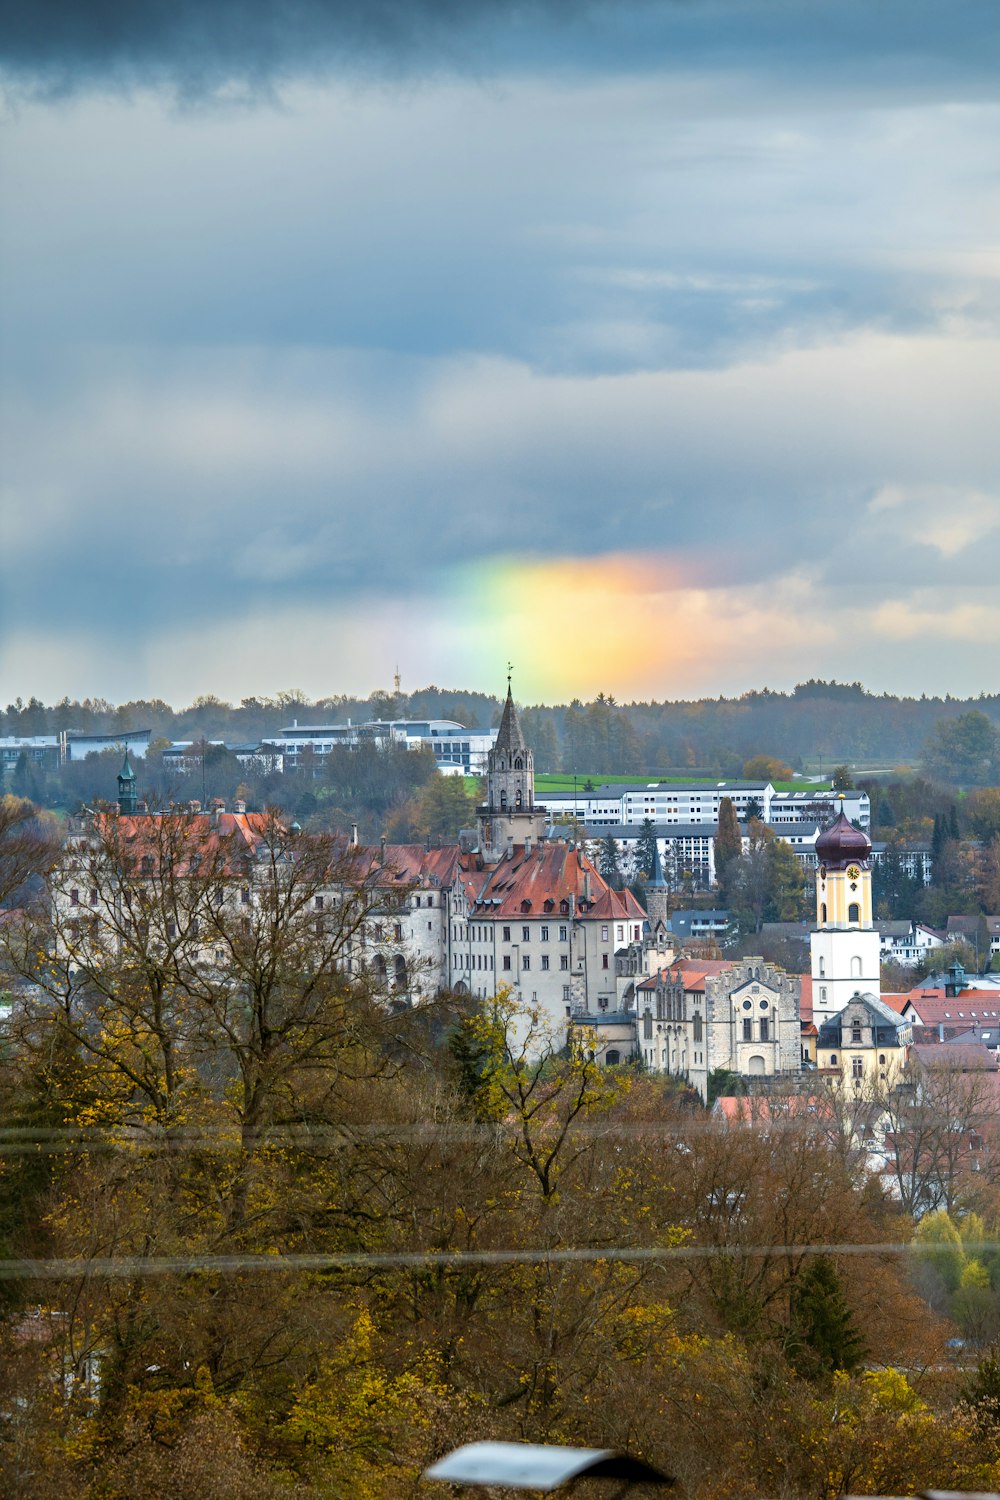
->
<box><xmin>715</xmin><ymin>797</ymin><xmax>742</xmax><ymax>884</ymax></box>
<box><xmin>636</xmin><ymin>817</ymin><xmax>658</xmax><ymax>881</ymax></box>
<box><xmin>599</xmin><ymin>835</ymin><xmax>623</xmax><ymax>889</ymax></box>
<box><xmin>788</xmin><ymin>1256</ymin><xmax>866</xmax><ymax>1379</ymax></box>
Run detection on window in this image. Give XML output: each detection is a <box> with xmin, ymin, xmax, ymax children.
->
<box><xmin>851</xmin><ymin>956</ymin><xmax>862</xmax><ymax>977</ymax></box>
<box><xmin>563</xmin><ymin>985</ymin><xmax>572</xmax><ymax>1000</ymax></box>
<box><xmin>852</xmin><ymin>1056</ymin><xmax>864</xmax><ymax>1079</ymax></box>
<box><xmin>503</xmin><ymin>926</ymin><xmax>510</xmax><ymax>941</ymax></box>
<box><xmin>560</xmin><ymin>955</ymin><xmax>569</xmax><ymax>970</ymax></box>
<box><xmin>819</xmin><ymin>957</ymin><xmax>825</xmax><ymax>977</ymax></box>
<box><xmin>821</xmin><ymin>903</ymin><xmax>827</xmax><ymax>924</ymax></box>
<box><xmin>602</xmin><ymin>954</ymin><xmax>609</xmax><ymax>969</ymax></box>
<box><xmin>644</xmin><ymin>1012</ymin><xmax>653</xmax><ymax>1040</ymax></box>
<box><xmin>743</xmin><ymin>1018</ymin><xmax>753</xmax><ymax>1041</ymax></box>
<box><xmin>393</xmin><ymin>923</ymin><xmax>403</xmax><ymax>941</ymax></box>
<box><xmin>70</xmin><ymin>888</ymin><xmax>80</xmax><ymax>906</ymax></box>
<box><xmin>90</xmin><ymin>889</ymin><xmax>98</xmax><ymax>906</ymax></box>
<box><xmin>878</xmin><ymin>1052</ymin><xmax>886</xmax><ymax>1065</ymax></box>
<box><xmin>314</xmin><ymin>895</ymin><xmax>324</xmax><ymax>911</ymax></box>
<box><xmin>540</xmin><ymin>925</ymin><xmax>549</xmax><ymax>941</ymax></box>
<box><xmin>851</xmin><ymin>1024</ymin><xmax>862</xmax><ymax>1043</ymax></box>
<box><xmin>830</xmin><ymin>1053</ymin><xmax>837</xmax><ymax>1066</ymax></box>
<box><xmin>522</xmin><ymin>925</ymin><xmax>530</xmax><ymax>942</ymax></box>
<box><xmin>522</xmin><ymin>955</ymin><xmax>530</xmax><ymax>970</ymax></box>
<box><xmin>848</xmin><ymin>902</ymin><xmax>860</xmax><ymax>924</ymax></box>
<box><xmin>541</xmin><ymin>955</ymin><xmax>549</xmax><ymax>971</ymax></box>
<box><xmin>692</xmin><ymin>1013</ymin><xmax>703</xmax><ymax>1043</ymax></box>
<box><xmin>559</xmin><ymin>925</ymin><xmax>568</xmax><ymax>941</ymax></box>
<box><xmin>820</xmin><ymin>986</ymin><xmax>827</xmax><ymax>1002</ymax></box>
<box><xmin>601</xmin><ymin>925</ymin><xmax>609</xmax><ymax>940</ymax></box>
<box><xmin>242</xmin><ymin>887</ymin><xmax>251</xmax><ymax>905</ymax></box>
<box><xmin>760</xmin><ymin>1018</ymin><xmax>769</xmax><ymax>1042</ymax></box>
<box><xmin>617</xmin><ymin>925</ymin><xmax>623</xmax><ymax>941</ymax></box>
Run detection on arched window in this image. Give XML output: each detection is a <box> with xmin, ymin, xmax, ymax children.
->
<box><xmin>394</xmin><ymin>955</ymin><xmax>408</xmax><ymax>988</ymax></box>
<box><xmin>748</xmin><ymin>1054</ymin><xmax>766</xmax><ymax>1075</ymax></box>
<box><xmin>515</xmin><ymin>788</ymin><xmax>523</xmax><ymax>808</ymax></box>
<box><xmin>818</xmin><ymin>957</ymin><xmax>826</xmax><ymax>977</ymax></box>
<box><xmin>500</xmin><ymin>790</ymin><xmax>507</xmax><ymax>810</ymax></box>
<box><xmin>514</xmin><ymin>757</ymin><xmax>522</xmax><ymax>770</ymax></box>
<box><xmin>373</xmin><ymin>954</ymin><xmax>387</xmax><ymax>983</ymax></box>
<box><xmin>605</xmin><ymin>1050</ymin><xmax>620</xmax><ymax>1066</ymax></box>
<box><xmin>821</xmin><ymin>903</ymin><xmax>827</xmax><ymax>924</ymax></box>
<box><xmin>848</xmin><ymin>902</ymin><xmax>860</xmax><ymax>924</ymax></box>
<box><xmin>851</xmin><ymin>955</ymin><xmax>862</xmax><ymax>977</ymax></box>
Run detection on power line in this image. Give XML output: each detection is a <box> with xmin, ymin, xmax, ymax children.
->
<box><xmin>0</xmin><ymin>1241</ymin><xmax>972</xmax><ymax>1281</ymax></box>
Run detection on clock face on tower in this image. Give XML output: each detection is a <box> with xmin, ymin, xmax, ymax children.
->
<box><xmin>846</xmin><ymin>865</ymin><xmax>861</xmax><ymax>881</ymax></box>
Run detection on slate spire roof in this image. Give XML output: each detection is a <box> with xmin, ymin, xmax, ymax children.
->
<box><xmin>494</xmin><ymin>684</ymin><xmax>527</xmax><ymax>757</ymax></box>
<box><xmin>119</xmin><ymin>748</ymin><xmax>136</xmax><ymax>783</ymax></box>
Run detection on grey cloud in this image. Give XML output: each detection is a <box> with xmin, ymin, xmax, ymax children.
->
<box><xmin>4</xmin><ymin>0</ymin><xmax>1000</xmax><ymax>97</ymax></box>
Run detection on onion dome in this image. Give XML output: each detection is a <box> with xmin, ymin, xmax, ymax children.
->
<box><xmin>815</xmin><ymin>809</ymin><xmax>872</xmax><ymax>870</ymax></box>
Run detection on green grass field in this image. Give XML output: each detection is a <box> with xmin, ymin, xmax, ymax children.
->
<box><xmin>533</xmin><ymin>774</ymin><xmax>832</xmax><ymax>795</ymax></box>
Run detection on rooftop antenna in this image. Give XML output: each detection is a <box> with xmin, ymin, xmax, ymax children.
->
<box><xmin>394</xmin><ymin>664</ymin><xmax>401</xmax><ymax>696</ymax></box>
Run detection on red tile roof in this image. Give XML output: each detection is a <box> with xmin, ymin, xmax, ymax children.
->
<box><xmin>465</xmin><ymin>842</ymin><xmax>637</xmax><ymax>923</ymax></box>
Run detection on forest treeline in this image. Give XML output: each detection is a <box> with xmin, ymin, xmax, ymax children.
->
<box><xmin>5</xmin><ymin>680</ymin><xmax>1000</xmax><ymax>779</ymax></box>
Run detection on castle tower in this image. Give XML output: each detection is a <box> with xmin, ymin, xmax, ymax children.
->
<box><xmin>477</xmin><ymin>682</ymin><xmax>547</xmax><ymax>863</ymax></box>
<box><xmin>643</xmin><ymin>835</ymin><xmax>671</xmax><ymax>930</ymax></box>
<box><xmin>117</xmin><ymin>747</ymin><xmax>138</xmax><ymax>815</ymax></box>
<box><xmin>810</xmin><ymin>804</ymin><xmax>880</xmax><ymax>1024</ymax></box>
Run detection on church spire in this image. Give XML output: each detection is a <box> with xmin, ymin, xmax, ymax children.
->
<box><xmin>477</xmin><ymin>674</ymin><xmax>547</xmax><ymax>863</ymax></box>
<box><xmin>117</xmin><ymin>747</ymin><xmax>137</xmax><ymax>815</ymax></box>
<box><xmin>494</xmin><ymin>681</ymin><xmax>527</xmax><ymax>757</ymax></box>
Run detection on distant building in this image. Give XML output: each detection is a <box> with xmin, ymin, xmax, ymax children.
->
<box><xmin>273</xmin><ymin>719</ymin><xmax>497</xmax><ymax>776</ymax></box>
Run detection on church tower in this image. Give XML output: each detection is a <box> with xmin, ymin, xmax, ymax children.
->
<box><xmin>477</xmin><ymin>681</ymin><xmax>547</xmax><ymax>864</ymax></box>
<box><xmin>809</xmin><ymin>803</ymin><xmax>880</xmax><ymax>1025</ymax></box>
<box><xmin>117</xmin><ymin>747</ymin><xmax>138</xmax><ymax>815</ymax></box>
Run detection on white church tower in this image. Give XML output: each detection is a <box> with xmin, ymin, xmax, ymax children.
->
<box><xmin>477</xmin><ymin>680</ymin><xmax>548</xmax><ymax>864</ymax></box>
<box><xmin>809</xmin><ymin>803</ymin><xmax>881</xmax><ymax>1026</ymax></box>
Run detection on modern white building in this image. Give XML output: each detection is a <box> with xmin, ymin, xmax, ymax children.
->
<box><xmin>273</xmin><ymin>719</ymin><xmax>497</xmax><ymax>776</ymax></box>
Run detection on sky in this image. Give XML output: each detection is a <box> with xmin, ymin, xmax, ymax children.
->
<box><xmin>2</xmin><ymin>0</ymin><xmax>999</xmax><ymax>708</ymax></box>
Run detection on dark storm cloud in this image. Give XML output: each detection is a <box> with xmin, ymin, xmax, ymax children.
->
<box><xmin>4</xmin><ymin>0</ymin><xmax>1000</xmax><ymax>96</ymax></box>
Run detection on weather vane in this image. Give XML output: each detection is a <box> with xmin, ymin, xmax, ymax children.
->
<box><xmin>507</xmin><ymin>661</ymin><xmax>513</xmax><ymax>692</ymax></box>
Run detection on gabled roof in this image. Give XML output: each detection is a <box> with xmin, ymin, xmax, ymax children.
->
<box><xmin>901</xmin><ymin>989</ymin><xmax>1000</xmax><ymax>1025</ymax></box>
<box><xmin>463</xmin><ymin>842</ymin><xmax>638</xmax><ymax>923</ymax></box>
<box><xmin>912</xmin><ymin>1042</ymin><xmax>999</xmax><ymax>1073</ymax></box>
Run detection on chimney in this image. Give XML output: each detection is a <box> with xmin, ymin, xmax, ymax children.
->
<box><xmin>525</xmin><ymin>836</ymin><xmax>532</xmax><ymax>855</ymax></box>
<box><xmin>380</xmin><ymin>835</ymin><xmax>387</xmax><ymax>865</ymax></box>
<box><xmin>351</xmin><ymin>822</ymin><xmax>359</xmax><ymax>846</ymax></box>
<box><xmin>233</xmin><ymin>799</ymin><xmax>246</xmax><ymax>814</ymax></box>
<box><xmin>583</xmin><ymin>871</ymin><xmax>592</xmax><ymax>903</ymax></box>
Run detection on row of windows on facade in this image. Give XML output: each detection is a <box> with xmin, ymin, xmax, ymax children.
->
<box><xmin>819</xmin><ymin>902</ymin><xmax>862</xmax><ymax>924</ymax></box>
<box><xmin>816</xmin><ymin>955</ymin><xmax>867</xmax><ymax>978</ymax></box>
<box><xmin>453</xmin><ymin>952</ymin><xmax>577</xmax><ymax>972</ymax></box>
<box><xmin>825</xmin><ymin>1053</ymin><xmax>890</xmax><ymax>1074</ymax></box>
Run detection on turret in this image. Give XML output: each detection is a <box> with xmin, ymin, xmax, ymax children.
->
<box><xmin>117</xmin><ymin>747</ymin><xmax>137</xmax><ymax>815</ymax></box>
